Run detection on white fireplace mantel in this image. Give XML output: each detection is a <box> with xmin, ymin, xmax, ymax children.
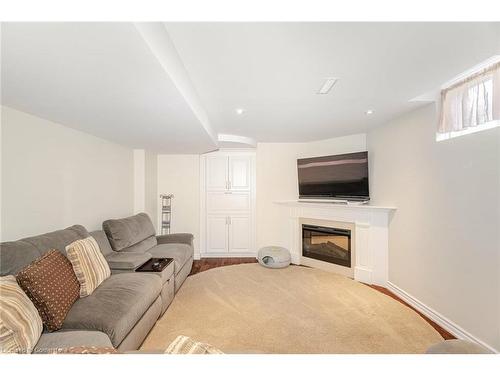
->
<box><xmin>274</xmin><ymin>200</ymin><xmax>396</xmax><ymax>286</ymax></box>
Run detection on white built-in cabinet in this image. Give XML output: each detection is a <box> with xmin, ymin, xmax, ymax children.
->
<box><xmin>200</xmin><ymin>150</ymin><xmax>256</xmax><ymax>257</ymax></box>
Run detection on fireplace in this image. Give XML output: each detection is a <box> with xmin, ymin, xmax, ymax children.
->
<box><xmin>302</xmin><ymin>224</ymin><xmax>351</xmax><ymax>267</ymax></box>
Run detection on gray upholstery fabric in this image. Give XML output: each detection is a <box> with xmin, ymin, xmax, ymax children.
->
<box><xmin>105</xmin><ymin>252</ymin><xmax>151</xmax><ymax>270</ymax></box>
<box><xmin>22</xmin><ymin>225</ymin><xmax>89</xmax><ymax>255</ymax></box>
<box><xmin>117</xmin><ymin>297</ymin><xmax>162</xmax><ymax>352</ymax></box>
<box><xmin>0</xmin><ymin>225</ymin><xmax>89</xmax><ymax>276</ymax></box>
<box><xmin>0</xmin><ymin>240</ymin><xmax>40</xmax><ymax>276</ymax></box>
<box><xmin>426</xmin><ymin>339</ymin><xmax>491</xmax><ymax>354</ymax></box>
<box><xmin>156</xmin><ymin>233</ymin><xmax>194</xmax><ymax>246</ymax></box>
<box><xmin>62</xmin><ymin>273</ymin><xmax>161</xmax><ymax>347</ymax></box>
<box><xmin>160</xmin><ymin>278</ymin><xmax>175</xmax><ymax>314</ymax></box>
<box><xmin>89</xmin><ymin>230</ymin><xmax>114</xmax><ymax>257</ymax></box>
<box><xmin>122</xmin><ymin>236</ymin><xmax>157</xmax><ymax>254</ymax></box>
<box><xmin>148</xmin><ymin>243</ymin><xmax>194</xmax><ymax>275</ymax></box>
<box><xmin>173</xmin><ymin>257</ymin><xmax>193</xmax><ymax>293</ymax></box>
<box><xmin>34</xmin><ymin>330</ymin><xmax>113</xmax><ymax>353</ymax></box>
<box><xmin>103</xmin><ymin>213</ymin><xmax>157</xmax><ymax>252</ymax></box>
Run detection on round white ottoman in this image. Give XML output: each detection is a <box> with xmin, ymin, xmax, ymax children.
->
<box><xmin>257</xmin><ymin>246</ymin><xmax>291</xmax><ymax>269</ymax></box>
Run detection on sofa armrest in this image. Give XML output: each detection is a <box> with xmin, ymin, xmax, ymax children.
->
<box><xmin>156</xmin><ymin>233</ymin><xmax>194</xmax><ymax>246</ymax></box>
<box><xmin>105</xmin><ymin>252</ymin><xmax>151</xmax><ymax>271</ymax></box>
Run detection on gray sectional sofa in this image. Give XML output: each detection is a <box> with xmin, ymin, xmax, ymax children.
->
<box><xmin>102</xmin><ymin>213</ymin><xmax>194</xmax><ymax>293</ymax></box>
<box><xmin>0</xmin><ymin>213</ymin><xmax>194</xmax><ymax>352</ymax></box>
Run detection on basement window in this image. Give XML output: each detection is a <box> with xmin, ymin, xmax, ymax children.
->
<box><xmin>437</xmin><ymin>60</ymin><xmax>500</xmax><ymax>142</ymax></box>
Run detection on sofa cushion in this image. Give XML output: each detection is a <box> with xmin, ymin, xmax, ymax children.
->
<box><xmin>23</xmin><ymin>225</ymin><xmax>89</xmax><ymax>257</ymax></box>
<box><xmin>66</xmin><ymin>237</ymin><xmax>111</xmax><ymax>297</ymax></box>
<box><xmin>105</xmin><ymin>252</ymin><xmax>151</xmax><ymax>270</ymax></box>
<box><xmin>16</xmin><ymin>250</ymin><xmax>80</xmax><ymax>332</ymax></box>
<box><xmin>148</xmin><ymin>244</ymin><xmax>193</xmax><ymax>275</ymax></box>
<box><xmin>0</xmin><ymin>225</ymin><xmax>89</xmax><ymax>276</ymax></box>
<box><xmin>102</xmin><ymin>213</ymin><xmax>157</xmax><ymax>252</ymax></box>
<box><xmin>122</xmin><ymin>236</ymin><xmax>157</xmax><ymax>254</ymax></box>
<box><xmin>62</xmin><ymin>273</ymin><xmax>161</xmax><ymax>347</ymax></box>
<box><xmin>0</xmin><ymin>240</ymin><xmax>41</xmax><ymax>277</ymax></box>
<box><xmin>0</xmin><ymin>275</ymin><xmax>43</xmax><ymax>353</ymax></box>
<box><xmin>33</xmin><ymin>330</ymin><xmax>113</xmax><ymax>353</ymax></box>
<box><xmin>89</xmin><ymin>230</ymin><xmax>113</xmax><ymax>257</ymax></box>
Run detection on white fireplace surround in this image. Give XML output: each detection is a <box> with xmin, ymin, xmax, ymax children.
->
<box><xmin>275</xmin><ymin>200</ymin><xmax>396</xmax><ymax>286</ymax></box>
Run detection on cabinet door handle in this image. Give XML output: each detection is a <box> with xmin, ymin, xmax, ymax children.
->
<box><xmin>228</xmin><ymin>180</ymin><xmax>232</xmax><ymax>189</ymax></box>
<box><xmin>228</xmin><ymin>216</ymin><xmax>231</xmax><ymax>225</ymax></box>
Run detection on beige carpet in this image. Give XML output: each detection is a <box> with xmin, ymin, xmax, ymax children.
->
<box><xmin>141</xmin><ymin>264</ymin><xmax>443</xmax><ymax>353</ymax></box>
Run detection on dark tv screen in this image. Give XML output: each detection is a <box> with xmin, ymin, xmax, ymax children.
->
<box><xmin>297</xmin><ymin>151</ymin><xmax>369</xmax><ymax>200</ymax></box>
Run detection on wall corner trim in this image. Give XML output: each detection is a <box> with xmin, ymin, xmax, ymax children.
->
<box><xmin>386</xmin><ymin>281</ymin><xmax>498</xmax><ymax>353</ymax></box>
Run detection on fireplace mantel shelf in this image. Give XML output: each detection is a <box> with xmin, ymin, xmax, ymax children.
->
<box><xmin>274</xmin><ymin>200</ymin><xmax>396</xmax><ymax>213</ymax></box>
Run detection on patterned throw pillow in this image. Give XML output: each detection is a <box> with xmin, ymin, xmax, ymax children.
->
<box><xmin>165</xmin><ymin>335</ymin><xmax>223</xmax><ymax>354</ymax></box>
<box><xmin>0</xmin><ymin>275</ymin><xmax>43</xmax><ymax>353</ymax></box>
<box><xmin>16</xmin><ymin>250</ymin><xmax>80</xmax><ymax>332</ymax></box>
<box><xmin>65</xmin><ymin>237</ymin><xmax>110</xmax><ymax>297</ymax></box>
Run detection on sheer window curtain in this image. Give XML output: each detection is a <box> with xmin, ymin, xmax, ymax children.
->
<box><xmin>438</xmin><ymin>62</ymin><xmax>500</xmax><ymax>134</ymax></box>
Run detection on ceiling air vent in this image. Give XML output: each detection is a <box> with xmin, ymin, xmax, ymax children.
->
<box><xmin>317</xmin><ymin>77</ymin><xmax>338</xmax><ymax>95</ymax></box>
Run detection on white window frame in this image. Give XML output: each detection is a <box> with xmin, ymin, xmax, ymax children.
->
<box><xmin>436</xmin><ymin>57</ymin><xmax>500</xmax><ymax>142</ymax></box>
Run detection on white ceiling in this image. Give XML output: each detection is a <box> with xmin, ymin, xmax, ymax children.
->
<box><xmin>2</xmin><ymin>22</ymin><xmax>499</xmax><ymax>152</ymax></box>
<box><xmin>166</xmin><ymin>22</ymin><xmax>499</xmax><ymax>142</ymax></box>
<box><xmin>1</xmin><ymin>22</ymin><xmax>218</xmax><ymax>153</ymax></box>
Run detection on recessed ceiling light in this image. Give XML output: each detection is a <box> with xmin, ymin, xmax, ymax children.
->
<box><xmin>317</xmin><ymin>78</ymin><xmax>338</xmax><ymax>95</ymax></box>
<box><xmin>235</xmin><ymin>108</ymin><xmax>246</xmax><ymax>115</ymax></box>
<box><xmin>365</xmin><ymin>109</ymin><xmax>374</xmax><ymax>115</ymax></box>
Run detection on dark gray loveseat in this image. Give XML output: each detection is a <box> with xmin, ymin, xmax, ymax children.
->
<box><xmin>0</xmin><ymin>213</ymin><xmax>193</xmax><ymax>352</ymax></box>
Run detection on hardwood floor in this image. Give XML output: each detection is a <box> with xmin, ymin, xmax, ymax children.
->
<box><xmin>369</xmin><ymin>285</ymin><xmax>455</xmax><ymax>340</ymax></box>
<box><xmin>190</xmin><ymin>257</ymin><xmax>257</xmax><ymax>275</ymax></box>
<box><xmin>189</xmin><ymin>258</ymin><xmax>455</xmax><ymax>340</ymax></box>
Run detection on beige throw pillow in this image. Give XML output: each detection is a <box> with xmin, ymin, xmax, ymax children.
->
<box><xmin>165</xmin><ymin>335</ymin><xmax>223</xmax><ymax>354</ymax></box>
<box><xmin>66</xmin><ymin>237</ymin><xmax>111</xmax><ymax>297</ymax></box>
<box><xmin>0</xmin><ymin>275</ymin><xmax>43</xmax><ymax>353</ymax></box>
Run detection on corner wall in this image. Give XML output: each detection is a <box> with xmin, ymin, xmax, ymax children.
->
<box><xmin>157</xmin><ymin>154</ymin><xmax>200</xmax><ymax>255</ymax></box>
<box><xmin>367</xmin><ymin>103</ymin><xmax>500</xmax><ymax>351</ymax></box>
<box><xmin>256</xmin><ymin>134</ymin><xmax>367</xmax><ymax>251</ymax></box>
<box><xmin>1</xmin><ymin>106</ymin><xmax>134</xmax><ymax>240</ymax></box>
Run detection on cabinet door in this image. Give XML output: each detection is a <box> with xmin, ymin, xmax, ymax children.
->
<box><xmin>228</xmin><ymin>215</ymin><xmax>252</xmax><ymax>253</ymax></box>
<box><xmin>228</xmin><ymin>156</ymin><xmax>251</xmax><ymax>191</ymax></box>
<box><xmin>206</xmin><ymin>156</ymin><xmax>228</xmax><ymax>191</ymax></box>
<box><xmin>206</xmin><ymin>215</ymin><xmax>228</xmax><ymax>253</ymax></box>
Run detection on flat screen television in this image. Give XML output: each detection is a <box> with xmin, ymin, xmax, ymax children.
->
<box><xmin>297</xmin><ymin>151</ymin><xmax>369</xmax><ymax>201</ymax></box>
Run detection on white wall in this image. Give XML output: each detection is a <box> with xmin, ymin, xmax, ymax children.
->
<box><xmin>256</xmin><ymin>134</ymin><xmax>367</xmax><ymax>251</ymax></box>
<box><xmin>133</xmin><ymin>149</ymin><xmax>146</xmax><ymax>213</ymax></box>
<box><xmin>367</xmin><ymin>104</ymin><xmax>500</xmax><ymax>351</ymax></box>
<box><xmin>1</xmin><ymin>106</ymin><xmax>134</xmax><ymax>240</ymax></box>
<box><xmin>133</xmin><ymin>149</ymin><xmax>159</xmax><ymax>230</ymax></box>
<box><xmin>157</xmin><ymin>154</ymin><xmax>200</xmax><ymax>255</ymax></box>
<box><xmin>144</xmin><ymin>150</ymin><xmax>158</xmax><ymax>229</ymax></box>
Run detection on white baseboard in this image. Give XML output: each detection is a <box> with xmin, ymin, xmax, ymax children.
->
<box><xmin>386</xmin><ymin>281</ymin><xmax>497</xmax><ymax>353</ymax></box>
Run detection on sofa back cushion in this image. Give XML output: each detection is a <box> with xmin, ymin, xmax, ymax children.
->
<box><xmin>89</xmin><ymin>230</ymin><xmax>113</xmax><ymax>257</ymax></box>
<box><xmin>0</xmin><ymin>225</ymin><xmax>89</xmax><ymax>277</ymax></box>
<box><xmin>66</xmin><ymin>237</ymin><xmax>111</xmax><ymax>297</ymax></box>
<box><xmin>16</xmin><ymin>250</ymin><xmax>80</xmax><ymax>332</ymax></box>
<box><xmin>102</xmin><ymin>213</ymin><xmax>157</xmax><ymax>252</ymax></box>
<box><xmin>0</xmin><ymin>275</ymin><xmax>43</xmax><ymax>353</ymax></box>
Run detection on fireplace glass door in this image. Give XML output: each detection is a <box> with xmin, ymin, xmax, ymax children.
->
<box><xmin>302</xmin><ymin>224</ymin><xmax>351</xmax><ymax>267</ymax></box>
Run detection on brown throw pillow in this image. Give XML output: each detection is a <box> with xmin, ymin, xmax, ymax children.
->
<box><xmin>16</xmin><ymin>250</ymin><xmax>80</xmax><ymax>332</ymax></box>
